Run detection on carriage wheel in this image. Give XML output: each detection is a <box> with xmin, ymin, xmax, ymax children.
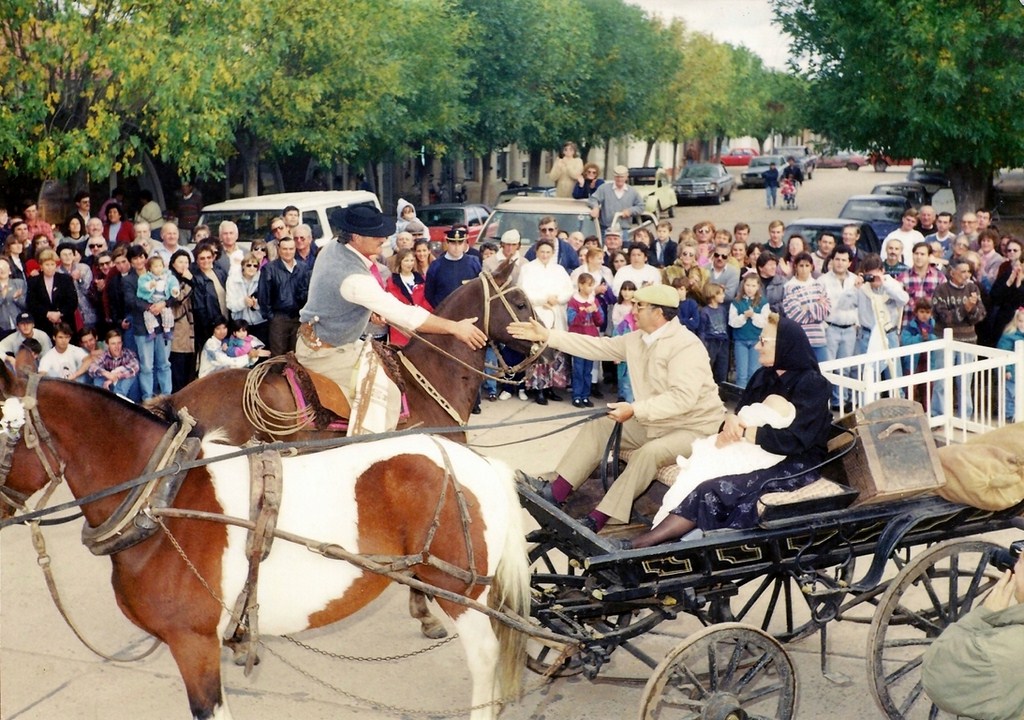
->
<box><xmin>638</xmin><ymin>623</ymin><xmax>797</xmax><ymax>720</ymax></box>
<box><xmin>867</xmin><ymin>539</ymin><xmax>1002</xmax><ymax>720</ymax></box>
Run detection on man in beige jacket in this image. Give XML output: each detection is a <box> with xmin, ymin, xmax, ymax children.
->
<box><xmin>509</xmin><ymin>283</ymin><xmax>724</xmax><ymax>531</ymax></box>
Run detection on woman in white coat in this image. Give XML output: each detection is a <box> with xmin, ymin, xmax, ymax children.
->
<box><xmin>519</xmin><ymin>238</ymin><xmax>573</xmax><ymax>404</ymax></box>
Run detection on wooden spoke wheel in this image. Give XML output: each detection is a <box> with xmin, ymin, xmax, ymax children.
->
<box><xmin>867</xmin><ymin>539</ymin><xmax>1002</xmax><ymax>720</ymax></box>
<box><xmin>638</xmin><ymin>623</ymin><xmax>797</xmax><ymax>720</ymax></box>
<box><xmin>730</xmin><ymin>566</ymin><xmax>848</xmax><ymax>643</ymax></box>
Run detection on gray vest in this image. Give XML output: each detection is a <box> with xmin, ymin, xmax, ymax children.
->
<box><xmin>299</xmin><ymin>241</ymin><xmax>372</xmax><ymax>346</ymax></box>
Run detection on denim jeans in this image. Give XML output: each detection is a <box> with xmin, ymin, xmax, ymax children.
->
<box><xmin>765</xmin><ymin>185</ymin><xmax>778</xmax><ymax>208</ymax></box>
<box><xmin>571</xmin><ymin>356</ymin><xmax>593</xmax><ymax>400</ymax></box>
<box><xmin>482</xmin><ymin>346</ymin><xmax>498</xmax><ymax>395</ymax></box>
<box><xmin>136</xmin><ymin>332</ymin><xmax>172</xmax><ymax>400</ymax></box>
<box><xmin>733</xmin><ymin>338</ymin><xmax>761</xmax><ymax>389</ymax></box>
<box><xmin>930</xmin><ymin>350</ymin><xmax>974</xmax><ymax>419</ymax></box>
<box><xmin>1006</xmin><ymin>376</ymin><xmax>1017</xmax><ymax>421</ymax></box>
<box><xmin>825</xmin><ymin>324</ymin><xmax>858</xmax><ymax>405</ymax></box>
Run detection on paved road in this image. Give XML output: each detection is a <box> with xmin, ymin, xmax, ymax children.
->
<box><xmin>0</xmin><ymin>165</ymin><xmax>1003</xmax><ymax>720</ymax></box>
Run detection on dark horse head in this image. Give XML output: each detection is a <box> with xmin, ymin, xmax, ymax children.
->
<box><xmin>428</xmin><ymin>257</ymin><xmax>537</xmax><ymax>357</ymax></box>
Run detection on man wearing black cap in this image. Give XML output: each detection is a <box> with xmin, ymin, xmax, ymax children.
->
<box><xmin>297</xmin><ymin>207</ymin><xmax>486</xmax><ymax>429</ymax></box>
<box><xmin>0</xmin><ymin>312</ymin><xmax>53</xmax><ymax>358</ymax></box>
<box><xmin>424</xmin><ymin>225</ymin><xmax>482</xmax><ymax>308</ymax></box>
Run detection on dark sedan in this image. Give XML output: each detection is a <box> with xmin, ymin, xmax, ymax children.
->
<box><xmin>839</xmin><ymin>194</ymin><xmax>912</xmax><ymax>240</ymax></box>
<box><xmin>906</xmin><ymin>165</ymin><xmax>950</xmax><ymax>195</ymax></box>
<box><xmin>740</xmin><ymin>155</ymin><xmax>786</xmax><ymax>188</ymax></box>
<box><xmin>782</xmin><ymin>218</ymin><xmax>882</xmax><ymax>257</ymax></box>
<box><xmin>673</xmin><ymin>163</ymin><xmax>735</xmax><ymax>204</ymax></box>
<box><xmin>871</xmin><ymin>181</ymin><xmax>930</xmax><ymax>208</ymax></box>
<box><xmin>419</xmin><ymin>203</ymin><xmax>493</xmax><ymax>245</ymax></box>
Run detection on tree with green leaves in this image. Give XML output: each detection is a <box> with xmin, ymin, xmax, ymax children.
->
<box><xmin>0</xmin><ymin>0</ymin><xmax>241</xmax><ymax>185</ymax></box>
<box><xmin>775</xmin><ymin>0</ymin><xmax>1024</xmax><ymax>210</ymax></box>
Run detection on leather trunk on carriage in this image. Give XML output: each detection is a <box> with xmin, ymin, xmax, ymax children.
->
<box><xmin>839</xmin><ymin>398</ymin><xmax>946</xmax><ymax>506</ymax></box>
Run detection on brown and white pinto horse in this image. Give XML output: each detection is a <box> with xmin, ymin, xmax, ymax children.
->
<box><xmin>147</xmin><ymin>260</ymin><xmax>537</xmax><ymax>640</ymax></box>
<box><xmin>0</xmin><ymin>377</ymin><xmax>529</xmax><ymax>720</ymax></box>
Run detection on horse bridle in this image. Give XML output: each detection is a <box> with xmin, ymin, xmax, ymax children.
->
<box><xmin>0</xmin><ymin>374</ymin><xmax>66</xmax><ymax>517</ymax></box>
<box><xmin>478</xmin><ymin>268</ymin><xmax>548</xmax><ymax>376</ymax></box>
<box><xmin>405</xmin><ymin>269</ymin><xmax>547</xmax><ymax>382</ymax></box>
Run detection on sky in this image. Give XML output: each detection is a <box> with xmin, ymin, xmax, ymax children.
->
<box><xmin>627</xmin><ymin>0</ymin><xmax>792</xmax><ymax>70</ymax></box>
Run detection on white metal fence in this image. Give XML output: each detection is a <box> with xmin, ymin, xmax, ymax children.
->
<box><xmin>818</xmin><ymin>329</ymin><xmax>1024</xmax><ymax>443</ymax></box>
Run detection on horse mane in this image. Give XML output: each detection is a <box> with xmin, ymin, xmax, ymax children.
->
<box><xmin>44</xmin><ymin>378</ymin><xmax>201</xmax><ymax>438</ymax></box>
<box><xmin>141</xmin><ymin>393</ymin><xmax>177</xmax><ymax>423</ymax></box>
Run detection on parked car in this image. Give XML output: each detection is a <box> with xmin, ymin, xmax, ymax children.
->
<box><xmin>198</xmin><ymin>190</ymin><xmax>381</xmax><ymax>248</ymax></box>
<box><xmin>672</xmin><ymin>163</ymin><xmax>735</xmax><ymax>205</ymax></box>
<box><xmin>418</xmin><ymin>203</ymin><xmax>492</xmax><ymax>245</ymax></box>
<box><xmin>776</xmin><ymin>146</ymin><xmax>816</xmax><ymax>180</ymax></box>
<box><xmin>628</xmin><ymin>167</ymin><xmax>677</xmax><ymax>216</ymax></box>
<box><xmin>839</xmin><ymin>194</ymin><xmax>912</xmax><ymax>240</ymax></box>
<box><xmin>870</xmin><ymin>181</ymin><xmax>930</xmax><ymax>208</ymax></box>
<box><xmin>782</xmin><ymin>218</ymin><xmax>882</xmax><ymax>257</ymax></box>
<box><xmin>494</xmin><ymin>185</ymin><xmax>556</xmax><ymax>205</ymax></box>
<box><xmin>866</xmin><ymin>151</ymin><xmax>913</xmax><ymax>173</ymax></box>
<box><xmin>475</xmin><ymin>197</ymin><xmax>656</xmax><ymax>249</ymax></box>
<box><xmin>817</xmin><ymin>150</ymin><xmax>868</xmax><ymax>171</ymax></box>
<box><xmin>719</xmin><ymin>148</ymin><xmax>760</xmax><ymax>167</ymax></box>
<box><xmin>740</xmin><ymin>155</ymin><xmax>787</xmax><ymax>188</ymax></box>
<box><xmin>906</xmin><ymin>165</ymin><xmax>950</xmax><ymax>195</ymax></box>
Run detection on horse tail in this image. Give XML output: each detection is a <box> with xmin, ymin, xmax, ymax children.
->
<box><xmin>487</xmin><ymin>458</ymin><xmax>530</xmax><ymax>704</ymax></box>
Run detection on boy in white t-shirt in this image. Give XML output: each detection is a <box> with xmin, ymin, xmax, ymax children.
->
<box><xmin>38</xmin><ymin>323</ymin><xmax>90</xmax><ymax>381</ymax></box>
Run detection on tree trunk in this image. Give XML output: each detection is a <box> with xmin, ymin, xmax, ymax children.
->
<box><xmin>480</xmin><ymin>154</ymin><xmax>493</xmax><ymax>205</ymax></box>
<box><xmin>948</xmin><ymin>161</ymin><xmax>992</xmax><ymax>216</ymax></box>
<box><xmin>603</xmin><ymin>137</ymin><xmax>612</xmax><ymax>176</ymax></box>
<box><xmin>643</xmin><ymin>140</ymin><xmax>654</xmax><ymax>167</ymax></box>
<box><xmin>242</xmin><ymin>147</ymin><xmax>259</xmax><ymax>197</ymax></box>
<box><xmin>528</xmin><ymin>148</ymin><xmax>543</xmax><ymax>187</ymax></box>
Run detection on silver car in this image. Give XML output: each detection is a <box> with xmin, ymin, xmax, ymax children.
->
<box><xmin>740</xmin><ymin>155</ymin><xmax>787</xmax><ymax>188</ymax></box>
<box><xmin>672</xmin><ymin>163</ymin><xmax>736</xmax><ymax>205</ymax></box>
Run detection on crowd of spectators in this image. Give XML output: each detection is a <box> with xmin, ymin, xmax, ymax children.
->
<box><xmin>2</xmin><ymin>180</ymin><xmax>1021</xmax><ymax>423</ymax></box>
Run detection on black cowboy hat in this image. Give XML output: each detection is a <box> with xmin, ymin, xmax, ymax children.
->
<box><xmin>338</xmin><ymin>205</ymin><xmax>396</xmax><ymax>238</ymax></box>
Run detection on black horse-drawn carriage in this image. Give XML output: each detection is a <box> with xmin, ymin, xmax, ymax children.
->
<box><xmin>518</xmin><ymin>401</ymin><xmax>1024</xmax><ymax>720</ymax></box>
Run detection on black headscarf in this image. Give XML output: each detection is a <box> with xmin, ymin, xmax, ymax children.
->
<box><xmin>768</xmin><ymin>315</ymin><xmax>820</xmax><ymax>372</ymax></box>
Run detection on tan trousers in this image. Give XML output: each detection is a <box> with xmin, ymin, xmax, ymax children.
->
<box><xmin>294</xmin><ymin>337</ymin><xmax>401</xmax><ymax>431</ymax></box>
<box><xmin>556</xmin><ymin>416</ymin><xmax>719</xmax><ymax>523</ymax></box>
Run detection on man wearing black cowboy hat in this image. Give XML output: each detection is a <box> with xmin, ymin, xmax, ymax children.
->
<box><xmin>297</xmin><ymin>206</ymin><xmax>486</xmax><ymax>430</ymax></box>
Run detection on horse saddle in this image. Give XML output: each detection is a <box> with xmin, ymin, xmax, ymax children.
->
<box><xmin>279</xmin><ymin>347</ymin><xmax>407</xmax><ymax>433</ymax></box>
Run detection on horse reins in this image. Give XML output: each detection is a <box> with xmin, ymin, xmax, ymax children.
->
<box><xmin>0</xmin><ymin>376</ymin><xmax>163</xmax><ymax>663</ymax></box>
<box><xmin>403</xmin><ymin>269</ymin><xmax>549</xmax><ymax>382</ymax></box>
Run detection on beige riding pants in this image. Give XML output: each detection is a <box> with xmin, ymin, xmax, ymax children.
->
<box><xmin>556</xmin><ymin>415</ymin><xmax>719</xmax><ymax>523</ymax></box>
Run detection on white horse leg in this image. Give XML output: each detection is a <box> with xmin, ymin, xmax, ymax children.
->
<box><xmin>207</xmin><ymin>694</ymin><xmax>235</xmax><ymax>720</ymax></box>
<box><xmin>453</xmin><ymin>600</ymin><xmax>500</xmax><ymax>720</ymax></box>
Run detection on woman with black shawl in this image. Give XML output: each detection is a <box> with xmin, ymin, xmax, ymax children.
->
<box><xmin>622</xmin><ymin>313</ymin><xmax>832</xmax><ymax>548</ymax></box>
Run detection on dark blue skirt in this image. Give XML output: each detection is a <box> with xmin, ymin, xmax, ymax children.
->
<box><xmin>671</xmin><ymin>458</ymin><xmax>819</xmax><ymax>530</ymax></box>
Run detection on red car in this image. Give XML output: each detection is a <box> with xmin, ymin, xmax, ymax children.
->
<box><xmin>718</xmin><ymin>148</ymin><xmax>760</xmax><ymax>167</ymax></box>
<box><xmin>418</xmin><ymin>203</ymin><xmax>492</xmax><ymax>245</ymax></box>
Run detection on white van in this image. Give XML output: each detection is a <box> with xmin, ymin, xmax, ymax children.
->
<box><xmin>198</xmin><ymin>191</ymin><xmax>381</xmax><ymax>247</ymax></box>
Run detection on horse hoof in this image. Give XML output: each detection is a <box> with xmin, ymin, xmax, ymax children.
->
<box><xmin>231</xmin><ymin>649</ymin><xmax>261</xmax><ymax>667</ymax></box>
<box><xmin>421</xmin><ymin>621</ymin><xmax>449</xmax><ymax>640</ymax></box>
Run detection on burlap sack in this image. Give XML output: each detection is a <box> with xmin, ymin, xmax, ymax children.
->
<box><xmin>936</xmin><ymin>424</ymin><xmax>1024</xmax><ymax>510</ymax></box>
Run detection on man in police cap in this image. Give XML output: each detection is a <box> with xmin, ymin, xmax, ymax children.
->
<box><xmin>425</xmin><ymin>225</ymin><xmax>482</xmax><ymax>308</ymax></box>
<box><xmin>509</xmin><ymin>283</ymin><xmax>724</xmax><ymax>531</ymax></box>
<box><xmin>297</xmin><ymin>207</ymin><xmax>486</xmax><ymax>431</ymax></box>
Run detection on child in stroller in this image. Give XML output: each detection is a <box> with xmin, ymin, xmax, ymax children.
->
<box><xmin>780</xmin><ymin>177</ymin><xmax>798</xmax><ymax>209</ymax></box>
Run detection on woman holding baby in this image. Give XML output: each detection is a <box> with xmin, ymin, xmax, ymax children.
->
<box><xmin>621</xmin><ymin>314</ymin><xmax>832</xmax><ymax>549</ymax></box>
